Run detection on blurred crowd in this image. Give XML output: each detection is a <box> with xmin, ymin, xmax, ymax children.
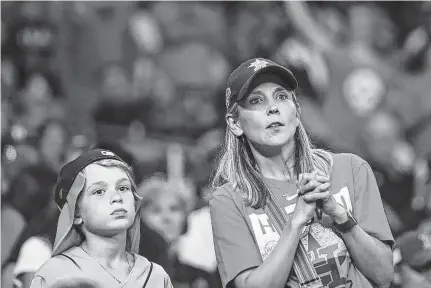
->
<box><xmin>1</xmin><ymin>1</ymin><xmax>431</xmax><ymax>288</ymax></box>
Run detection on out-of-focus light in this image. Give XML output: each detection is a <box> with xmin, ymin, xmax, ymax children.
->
<box><xmin>5</xmin><ymin>145</ymin><xmax>17</xmax><ymax>163</ymax></box>
<box><xmin>11</xmin><ymin>124</ymin><xmax>27</xmax><ymax>142</ymax></box>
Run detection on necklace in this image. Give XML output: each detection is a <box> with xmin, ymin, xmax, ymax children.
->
<box><xmin>80</xmin><ymin>246</ymin><xmax>132</xmax><ymax>283</ymax></box>
<box><xmin>265</xmin><ymin>178</ymin><xmax>298</xmax><ymax>201</ymax></box>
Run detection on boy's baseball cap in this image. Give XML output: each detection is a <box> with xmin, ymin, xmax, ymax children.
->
<box><xmin>54</xmin><ymin>149</ymin><xmax>124</xmax><ymax>209</ymax></box>
<box><xmin>225</xmin><ymin>58</ymin><xmax>298</xmax><ymax>109</ymax></box>
<box><xmin>52</xmin><ymin>149</ymin><xmax>142</xmax><ymax>256</ymax></box>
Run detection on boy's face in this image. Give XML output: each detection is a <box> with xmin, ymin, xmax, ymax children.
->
<box><xmin>77</xmin><ymin>164</ymin><xmax>136</xmax><ymax>237</ymax></box>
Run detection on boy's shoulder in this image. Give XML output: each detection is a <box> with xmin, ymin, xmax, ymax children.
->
<box><xmin>34</xmin><ymin>252</ymin><xmax>85</xmax><ymax>284</ymax></box>
<box><xmin>133</xmin><ymin>254</ymin><xmax>168</xmax><ymax>276</ymax></box>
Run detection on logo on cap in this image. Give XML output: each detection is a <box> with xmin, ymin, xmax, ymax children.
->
<box><xmin>248</xmin><ymin>59</ymin><xmax>269</xmax><ymax>72</ymax></box>
<box><xmin>101</xmin><ymin>150</ymin><xmax>115</xmax><ymax>156</ymax></box>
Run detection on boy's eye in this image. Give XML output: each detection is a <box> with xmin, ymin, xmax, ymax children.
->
<box><xmin>93</xmin><ymin>188</ymin><xmax>105</xmax><ymax>195</ymax></box>
<box><xmin>118</xmin><ymin>186</ymin><xmax>131</xmax><ymax>192</ymax></box>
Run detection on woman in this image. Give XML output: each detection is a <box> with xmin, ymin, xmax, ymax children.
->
<box><xmin>138</xmin><ymin>175</ymin><xmax>219</xmax><ymax>288</ymax></box>
<box><xmin>30</xmin><ymin>149</ymin><xmax>172</xmax><ymax>288</ymax></box>
<box><xmin>210</xmin><ymin>58</ymin><xmax>394</xmax><ymax>288</ymax></box>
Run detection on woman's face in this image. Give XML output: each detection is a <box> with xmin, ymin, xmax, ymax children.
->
<box><xmin>231</xmin><ymin>82</ymin><xmax>299</xmax><ymax>149</ymax></box>
<box><xmin>141</xmin><ymin>192</ymin><xmax>186</xmax><ymax>244</ymax></box>
<box><xmin>77</xmin><ymin>164</ymin><xmax>136</xmax><ymax>237</ymax></box>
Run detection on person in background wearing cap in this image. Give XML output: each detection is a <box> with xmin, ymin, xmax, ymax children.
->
<box><xmin>210</xmin><ymin>58</ymin><xmax>394</xmax><ymax>288</ymax></box>
<box><xmin>29</xmin><ymin>149</ymin><xmax>173</xmax><ymax>288</ymax></box>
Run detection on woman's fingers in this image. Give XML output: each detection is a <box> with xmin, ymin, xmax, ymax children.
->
<box><xmin>299</xmin><ymin>178</ymin><xmax>330</xmax><ymax>195</ymax></box>
<box><xmin>301</xmin><ymin>182</ymin><xmax>331</xmax><ymax>201</ymax></box>
<box><xmin>298</xmin><ymin>172</ymin><xmax>314</xmax><ymax>187</ymax></box>
<box><xmin>303</xmin><ymin>189</ymin><xmax>331</xmax><ymax>203</ymax></box>
<box><xmin>315</xmin><ymin>175</ymin><xmax>330</xmax><ymax>182</ymax></box>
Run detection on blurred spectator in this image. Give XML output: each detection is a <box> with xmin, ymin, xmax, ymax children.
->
<box><xmin>392</xmin><ymin>224</ymin><xmax>431</xmax><ymax>287</ymax></box>
<box><xmin>361</xmin><ymin>110</ymin><xmax>426</xmax><ymax>233</ymax></box>
<box><xmin>3</xmin><ymin>2</ymin><xmax>58</xmax><ymax>72</ymax></box>
<box><xmin>138</xmin><ymin>175</ymin><xmax>218</xmax><ymax>288</ymax></box>
<box><xmin>284</xmin><ymin>2</ymin><xmax>405</xmax><ymax>156</ymax></box>
<box><xmin>10</xmin><ymin>201</ymin><xmax>59</xmax><ymax>288</ymax></box>
<box><xmin>91</xmin><ymin>61</ymin><xmax>149</xmax><ymax>142</ymax></box>
<box><xmin>12</xmin><ymin>69</ymin><xmax>65</xmax><ymax>144</ymax></box>
<box><xmin>2</xmin><ymin>119</ymin><xmax>68</xmax><ymax>266</ymax></box>
<box><xmin>177</xmin><ymin>129</ymin><xmax>224</xmax><ymax>280</ymax></box>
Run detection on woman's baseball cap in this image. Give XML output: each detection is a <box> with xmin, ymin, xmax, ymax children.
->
<box><xmin>225</xmin><ymin>58</ymin><xmax>298</xmax><ymax>109</ymax></box>
<box><xmin>52</xmin><ymin>149</ymin><xmax>142</xmax><ymax>256</ymax></box>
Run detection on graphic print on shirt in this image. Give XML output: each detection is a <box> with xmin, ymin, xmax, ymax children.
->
<box><xmin>249</xmin><ymin>187</ymin><xmax>353</xmax><ymax>288</ymax></box>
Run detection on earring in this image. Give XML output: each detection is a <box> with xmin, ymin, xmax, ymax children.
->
<box><xmin>73</xmin><ymin>218</ymin><xmax>83</xmax><ymax>225</ymax></box>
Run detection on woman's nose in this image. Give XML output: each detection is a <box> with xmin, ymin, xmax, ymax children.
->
<box><xmin>267</xmin><ymin>104</ymin><xmax>280</xmax><ymax>115</ymax></box>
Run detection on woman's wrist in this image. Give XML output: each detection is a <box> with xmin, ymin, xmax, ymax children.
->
<box><xmin>289</xmin><ymin>216</ymin><xmax>307</xmax><ymax>230</ymax></box>
<box><xmin>331</xmin><ymin>207</ymin><xmax>349</xmax><ymax>224</ymax></box>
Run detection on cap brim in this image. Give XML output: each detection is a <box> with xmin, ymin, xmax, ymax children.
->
<box><xmin>236</xmin><ymin>65</ymin><xmax>298</xmax><ymax>102</ymax></box>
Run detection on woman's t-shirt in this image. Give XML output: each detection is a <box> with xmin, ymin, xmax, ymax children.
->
<box><xmin>30</xmin><ymin>246</ymin><xmax>173</xmax><ymax>288</ymax></box>
<box><xmin>210</xmin><ymin>153</ymin><xmax>394</xmax><ymax>288</ymax></box>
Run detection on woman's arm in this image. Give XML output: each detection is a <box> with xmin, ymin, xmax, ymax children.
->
<box><xmin>316</xmin><ymin>157</ymin><xmax>395</xmax><ymax>288</ymax></box>
<box><xmin>333</xmin><ymin>209</ymin><xmax>394</xmax><ymax>288</ymax></box>
<box><xmin>233</xmin><ymin>219</ymin><xmax>303</xmax><ymax>288</ymax></box>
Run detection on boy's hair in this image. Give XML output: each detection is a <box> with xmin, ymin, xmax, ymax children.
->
<box><xmin>82</xmin><ymin>158</ymin><xmax>138</xmax><ymax>194</ymax></box>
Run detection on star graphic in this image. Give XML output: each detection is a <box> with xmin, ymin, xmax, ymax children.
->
<box><xmin>248</xmin><ymin>59</ymin><xmax>269</xmax><ymax>71</ymax></box>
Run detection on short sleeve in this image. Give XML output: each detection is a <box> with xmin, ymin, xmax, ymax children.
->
<box><xmin>14</xmin><ymin>237</ymin><xmax>52</xmax><ymax>277</ymax></box>
<box><xmin>352</xmin><ymin>157</ymin><xmax>395</xmax><ymax>248</ymax></box>
<box><xmin>209</xmin><ymin>187</ymin><xmax>262</xmax><ymax>288</ymax></box>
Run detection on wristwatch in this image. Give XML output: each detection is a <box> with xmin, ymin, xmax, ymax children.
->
<box><xmin>333</xmin><ymin>211</ymin><xmax>358</xmax><ymax>233</ymax></box>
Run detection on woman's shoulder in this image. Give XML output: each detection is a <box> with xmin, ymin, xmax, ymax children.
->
<box><xmin>209</xmin><ymin>183</ymin><xmax>241</xmax><ymax>206</ymax></box>
<box><xmin>331</xmin><ymin>152</ymin><xmax>368</xmax><ymax>169</ymax></box>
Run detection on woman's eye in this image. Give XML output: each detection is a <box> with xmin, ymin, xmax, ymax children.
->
<box><xmin>249</xmin><ymin>97</ymin><xmax>261</xmax><ymax>105</ymax></box>
<box><xmin>277</xmin><ymin>93</ymin><xmax>289</xmax><ymax>100</ymax></box>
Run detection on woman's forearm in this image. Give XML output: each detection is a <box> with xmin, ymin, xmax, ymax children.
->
<box><xmin>341</xmin><ymin>225</ymin><xmax>394</xmax><ymax>288</ymax></box>
<box><xmin>240</xmin><ymin>220</ymin><xmax>304</xmax><ymax>288</ymax></box>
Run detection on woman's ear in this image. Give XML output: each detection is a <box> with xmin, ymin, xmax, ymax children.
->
<box><xmin>226</xmin><ymin>114</ymin><xmax>244</xmax><ymax>137</ymax></box>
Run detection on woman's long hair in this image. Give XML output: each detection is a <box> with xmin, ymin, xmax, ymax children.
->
<box><xmin>211</xmin><ymin>93</ymin><xmax>333</xmax><ymax>209</ymax></box>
